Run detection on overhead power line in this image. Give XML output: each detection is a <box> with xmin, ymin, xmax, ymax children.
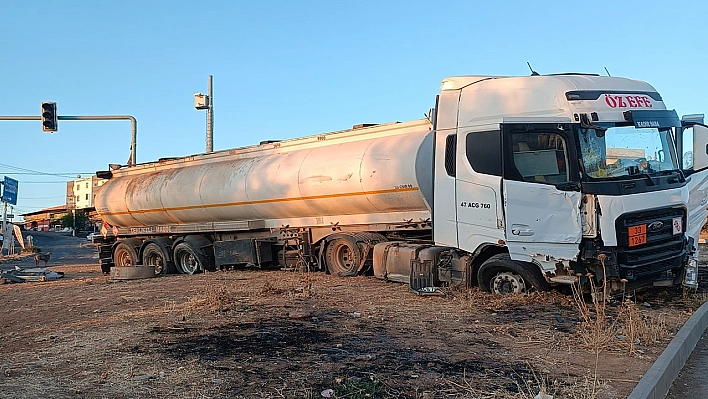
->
<box><xmin>0</xmin><ymin>163</ymin><xmax>92</xmax><ymax>178</ymax></box>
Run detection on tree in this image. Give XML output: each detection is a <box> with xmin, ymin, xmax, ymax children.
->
<box><xmin>59</xmin><ymin>209</ymin><xmax>89</xmax><ymax>231</ymax></box>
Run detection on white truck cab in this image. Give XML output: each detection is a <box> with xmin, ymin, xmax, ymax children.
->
<box><xmin>432</xmin><ymin>74</ymin><xmax>707</xmax><ymax>294</ymax></box>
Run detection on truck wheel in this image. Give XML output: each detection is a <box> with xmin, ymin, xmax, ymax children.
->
<box><xmin>477</xmin><ymin>254</ymin><xmax>549</xmax><ymax>294</ymax></box>
<box><xmin>173</xmin><ymin>242</ymin><xmax>206</xmax><ymax>275</ymax></box>
<box><xmin>142</xmin><ymin>242</ymin><xmax>171</xmax><ymax>275</ymax></box>
<box><xmin>113</xmin><ymin>241</ymin><xmax>139</xmax><ymax>267</ymax></box>
<box><xmin>325</xmin><ymin>236</ymin><xmax>362</xmax><ymax>277</ymax></box>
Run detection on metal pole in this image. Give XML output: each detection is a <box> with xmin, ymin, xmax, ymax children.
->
<box><xmin>0</xmin><ymin>114</ymin><xmax>138</xmax><ymax>165</ymax></box>
<box><xmin>207</xmin><ymin>75</ymin><xmax>214</xmax><ymax>153</ymax></box>
<box><xmin>1</xmin><ymin>202</ymin><xmax>6</xmax><ymax>255</ymax></box>
<box><xmin>59</xmin><ymin>116</ymin><xmax>137</xmax><ymax>165</ymax></box>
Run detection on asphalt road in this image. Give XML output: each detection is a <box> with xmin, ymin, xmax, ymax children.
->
<box><xmin>0</xmin><ymin>231</ymin><xmax>98</xmax><ymax>271</ymax></box>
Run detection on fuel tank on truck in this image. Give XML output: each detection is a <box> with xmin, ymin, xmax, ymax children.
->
<box><xmin>95</xmin><ymin>119</ymin><xmax>435</xmax><ymax>229</ymax></box>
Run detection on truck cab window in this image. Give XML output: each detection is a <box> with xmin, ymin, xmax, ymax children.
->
<box><xmin>466</xmin><ymin>131</ymin><xmax>502</xmax><ymax>176</ymax></box>
<box><xmin>510</xmin><ymin>132</ymin><xmax>569</xmax><ymax>184</ymax></box>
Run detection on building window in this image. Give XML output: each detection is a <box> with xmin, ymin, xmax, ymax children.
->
<box><xmin>86</xmin><ymin>183</ymin><xmax>89</xmax><ymax>189</ymax></box>
<box><xmin>85</xmin><ymin>194</ymin><xmax>89</xmax><ymax>200</ymax></box>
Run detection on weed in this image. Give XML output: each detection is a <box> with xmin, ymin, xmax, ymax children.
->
<box><xmin>334</xmin><ymin>378</ymin><xmax>384</xmax><ymax>398</ymax></box>
<box><xmin>185</xmin><ymin>283</ymin><xmax>240</xmax><ymax>312</ymax></box>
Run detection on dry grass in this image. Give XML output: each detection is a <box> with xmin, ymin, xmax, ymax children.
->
<box><xmin>184</xmin><ymin>283</ymin><xmax>245</xmax><ymax>312</ymax></box>
<box><xmin>185</xmin><ymin>271</ymin><xmax>317</xmax><ymax>312</ymax></box>
<box><xmin>449</xmin><ymin>285</ymin><xmax>574</xmax><ymax>311</ymax></box>
<box><xmin>617</xmin><ymin>300</ymin><xmax>670</xmax><ymax>354</ymax></box>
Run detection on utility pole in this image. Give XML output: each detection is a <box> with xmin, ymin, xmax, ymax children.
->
<box><xmin>195</xmin><ymin>75</ymin><xmax>214</xmax><ymax>153</ymax></box>
<box><xmin>208</xmin><ymin>75</ymin><xmax>214</xmax><ymax>153</ymax></box>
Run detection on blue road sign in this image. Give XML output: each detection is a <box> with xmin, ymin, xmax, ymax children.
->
<box><xmin>2</xmin><ymin>177</ymin><xmax>18</xmax><ymax>205</ymax></box>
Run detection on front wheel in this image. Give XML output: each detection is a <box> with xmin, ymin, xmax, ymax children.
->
<box><xmin>477</xmin><ymin>254</ymin><xmax>549</xmax><ymax>294</ymax></box>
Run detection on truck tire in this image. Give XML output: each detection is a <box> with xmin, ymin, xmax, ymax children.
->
<box><xmin>325</xmin><ymin>236</ymin><xmax>363</xmax><ymax>277</ymax></box>
<box><xmin>113</xmin><ymin>240</ymin><xmax>140</xmax><ymax>267</ymax></box>
<box><xmin>173</xmin><ymin>242</ymin><xmax>209</xmax><ymax>275</ymax></box>
<box><xmin>142</xmin><ymin>241</ymin><xmax>172</xmax><ymax>275</ymax></box>
<box><xmin>324</xmin><ymin>233</ymin><xmax>386</xmax><ymax>276</ymax></box>
<box><xmin>477</xmin><ymin>254</ymin><xmax>550</xmax><ymax>294</ymax></box>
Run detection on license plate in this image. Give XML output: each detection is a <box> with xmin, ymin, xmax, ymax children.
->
<box><xmin>628</xmin><ymin>224</ymin><xmax>647</xmax><ymax>247</ymax></box>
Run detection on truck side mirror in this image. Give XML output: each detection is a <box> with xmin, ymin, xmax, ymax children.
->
<box><xmin>692</xmin><ymin>125</ymin><xmax>708</xmax><ymax>172</ymax></box>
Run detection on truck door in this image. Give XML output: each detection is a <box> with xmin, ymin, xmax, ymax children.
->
<box><xmin>682</xmin><ymin>122</ymin><xmax>708</xmax><ymax>246</ymax></box>
<box><xmin>501</xmin><ymin>124</ymin><xmax>583</xmax><ymax>267</ymax></box>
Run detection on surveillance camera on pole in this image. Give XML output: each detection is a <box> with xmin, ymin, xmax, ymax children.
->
<box><xmin>40</xmin><ymin>102</ymin><xmax>58</xmax><ymax>132</ymax></box>
<box><xmin>194</xmin><ymin>93</ymin><xmax>209</xmax><ymax>110</ymax></box>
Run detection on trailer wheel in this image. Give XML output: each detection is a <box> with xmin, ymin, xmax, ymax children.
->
<box><xmin>142</xmin><ymin>242</ymin><xmax>171</xmax><ymax>275</ymax></box>
<box><xmin>173</xmin><ymin>242</ymin><xmax>207</xmax><ymax>275</ymax></box>
<box><xmin>325</xmin><ymin>236</ymin><xmax>363</xmax><ymax>277</ymax></box>
<box><xmin>113</xmin><ymin>241</ymin><xmax>139</xmax><ymax>267</ymax></box>
<box><xmin>477</xmin><ymin>254</ymin><xmax>549</xmax><ymax>294</ymax></box>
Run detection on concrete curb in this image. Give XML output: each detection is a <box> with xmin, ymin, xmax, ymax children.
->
<box><xmin>627</xmin><ymin>299</ymin><xmax>708</xmax><ymax>399</ymax></box>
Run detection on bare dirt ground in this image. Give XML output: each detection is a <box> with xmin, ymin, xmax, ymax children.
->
<box><xmin>1</xmin><ymin>232</ymin><xmax>707</xmax><ymax>399</ymax></box>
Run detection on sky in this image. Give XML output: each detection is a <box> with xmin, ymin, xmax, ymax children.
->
<box><xmin>2</xmin><ymin>0</ymin><xmax>707</xmax><ymax>219</ymax></box>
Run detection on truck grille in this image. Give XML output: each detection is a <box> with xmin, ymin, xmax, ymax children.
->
<box><xmin>614</xmin><ymin>207</ymin><xmax>687</xmax><ymax>280</ymax></box>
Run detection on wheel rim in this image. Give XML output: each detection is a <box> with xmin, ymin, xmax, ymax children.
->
<box><xmin>114</xmin><ymin>247</ymin><xmax>135</xmax><ymax>267</ymax></box>
<box><xmin>325</xmin><ymin>238</ymin><xmax>361</xmax><ymax>276</ymax></box>
<box><xmin>491</xmin><ymin>271</ymin><xmax>527</xmax><ymax>294</ymax></box>
<box><xmin>334</xmin><ymin>245</ymin><xmax>356</xmax><ymax>270</ymax></box>
<box><xmin>143</xmin><ymin>245</ymin><xmax>165</xmax><ymax>274</ymax></box>
<box><xmin>175</xmin><ymin>248</ymin><xmax>199</xmax><ymax>274</ymax></box>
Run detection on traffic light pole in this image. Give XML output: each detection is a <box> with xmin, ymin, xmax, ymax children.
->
<box><xmin>0</xmin><ymin>114</ymin><xmax>138</xmax><ymax>165</ymax></box>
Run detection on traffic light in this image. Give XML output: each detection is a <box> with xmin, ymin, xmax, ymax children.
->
<box><xmin>41</xmin><ymin>102</ymin><xmax>58</xmax><ymax>132</ymax></box>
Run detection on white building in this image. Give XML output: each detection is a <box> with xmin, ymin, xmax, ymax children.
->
<box><xmin>66</xmin><ymin>176</ymin><xmax>107</xmax><ymax>210</ymax></box>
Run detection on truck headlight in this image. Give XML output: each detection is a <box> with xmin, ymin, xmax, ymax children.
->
<box><xmin>684</xmin><ymin>258</ymin><xmax>699</xmax><ymax>289</ymax></box>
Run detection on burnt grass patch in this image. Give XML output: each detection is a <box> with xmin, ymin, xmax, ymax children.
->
<box><xmin>142</xmin><ymin>318</ymin><xmax>537</xmax><ymax>396</ymax></box>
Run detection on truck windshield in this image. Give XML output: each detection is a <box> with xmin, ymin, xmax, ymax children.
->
<box><xmin>578</xmin><ymin>125</ymin><xmax>678</xmax><ymax>179</ymax></box>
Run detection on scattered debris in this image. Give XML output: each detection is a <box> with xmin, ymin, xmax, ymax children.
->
<box><xmin>287</xmin><ymin>311</ymin><xmax>311</xmax><ymax>319</ymax></box>
<box><xmin>110</xmin><ymin>265</ymin><xmax>155</xmax><ymax>280</ymax></box>
<box><xmin>411</xmin><ymin>286</ymin><xmax>445</xmax><ymax>296</ymax></box>
<box><xmin>0</xmin><ymin>266</ymin><xmax>64</xmax><ymax>283</ymax></box>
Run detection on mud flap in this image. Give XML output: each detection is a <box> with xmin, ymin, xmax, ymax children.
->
<box><xmin>409</xmin><ymin>259</ymin><xmax>444</xmax><ymax>296</ymax></box>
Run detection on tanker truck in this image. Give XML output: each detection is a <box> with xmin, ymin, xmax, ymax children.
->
<box><xmin>93</xmin><ymin>73</ymin><xmax>708</xmax><ymax>295</ymax></box>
